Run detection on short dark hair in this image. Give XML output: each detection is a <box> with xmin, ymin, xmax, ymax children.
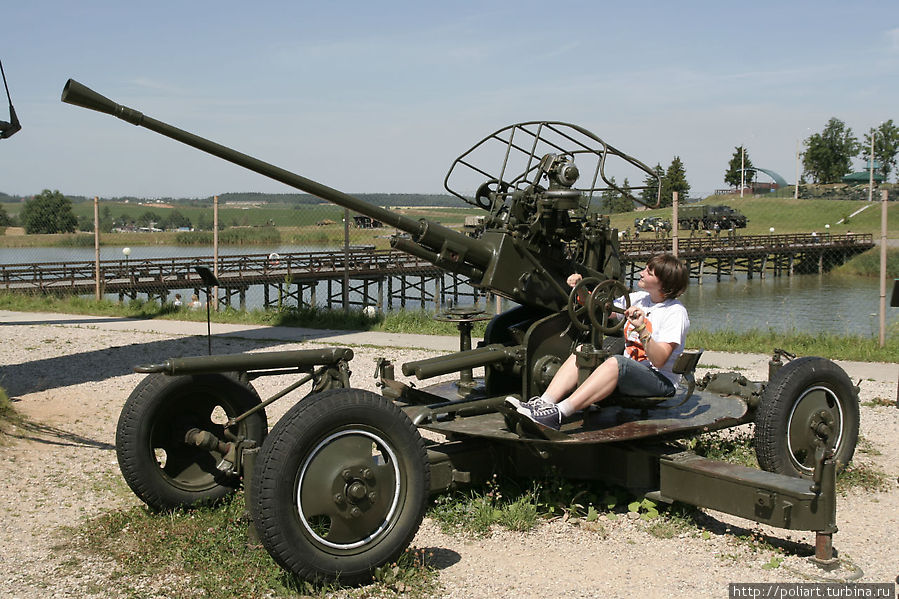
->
<box><xmin>647</xmin><ymin>253</ymin><xmax>688</xmax><ymax>300</ymax></box>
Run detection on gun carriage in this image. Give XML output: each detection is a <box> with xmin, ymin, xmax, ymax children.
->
<box><xmin>62</xmin><ymin>80</ymin><xmax>859</xmax><ymax>584</ymax></box>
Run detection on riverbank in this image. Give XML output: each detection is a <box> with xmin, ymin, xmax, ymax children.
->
<box><xmin>2</xmin><ymin>291</ymin><xmax>898</xmax><ymax>363</ymax></box>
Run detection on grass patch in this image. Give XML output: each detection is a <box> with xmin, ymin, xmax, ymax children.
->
<box><xmin>68</xmin><ymin>493</ymin><xmax>438</xmax><ymax>598</ymax></box>
<box><xmin>429</xmin><ymin>476</ymin><xmax>539</xmax><ymax>536</ymax></box>
<box><xmin>835</xmin><ymin>462</ymin><xmax>890</xmax><ymax>494</ymax></box>
<box><xmin>861</xmin><ymin>396</ymin><xmax>894</xmax><ymax>408</ymax></box>
<box><xmin>687</xmin><ymin>326</ymin><xmax>899</xmax><ymax>363</ymax></box>
<box><xmin>683</xmin><ymin>430</ymin><xmax>759</xmax><ymax>468</ymax></box>
<box><xmin>832</xmin><ymin>247</ymin><xmax>899</xmax><ymax>278</ymax></box>
<box><xmin>645</xmin><ymin>505</ymin><xmax>700</xmax><ymax>539</ymax></box>
<box><xmin>3</xmin><ymin>290</ymin><xmax>897</xmax><ymax>361</ymax></box>
<box><xmin>175</xmin><ymin>227</ymin><xmax>282</xmax><ymax>246</ymax></box>
<box><xmin>428</xmin><ymin>474</ymin><xmax>701</xmax><ymax>541</ymax></box>
<box><xmin>0</xmin><ymin>385</ymin><xmax>24</xmax><ymax>438</ymax></box>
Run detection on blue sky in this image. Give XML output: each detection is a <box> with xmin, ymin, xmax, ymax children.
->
<box><xmin>2</xmin><ymin>1</ymin><xmax>897</xmax><ymax>199</ymax></box>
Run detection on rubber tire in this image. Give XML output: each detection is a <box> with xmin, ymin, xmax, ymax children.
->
<box><xmin>116</xmin><ymin>373</ymin><xmax>267</xmax><ymax>511</ymax></box>
<box><xmin>754</xmin><ymin>357</ymin><xmax>859</xmax><ymax>478</ymax></box>
<box><xmin>250</xmin><ymin>388</ymin><xmax>429</xmax><ymax>584</ymax></box>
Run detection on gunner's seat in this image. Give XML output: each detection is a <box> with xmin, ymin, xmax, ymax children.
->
<box><xmin>601</xmin><ymin>348</ymin><xmax>704</xmax><ymax>409</ymax></box>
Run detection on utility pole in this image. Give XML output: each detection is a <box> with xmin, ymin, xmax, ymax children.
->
<box><xmin>794</xmin><ymin>139</ymin><xmax>800</xmax><ymax>200</ymax></box>
<box><xmin>868</xmin><ymin>130</ymin><xmax>876</xmax><ymax>202</ymax></box>
<box><xmin>740</xmin><ymin>146</ymin><xmax>745</xmax><ymax>198</ymax></box>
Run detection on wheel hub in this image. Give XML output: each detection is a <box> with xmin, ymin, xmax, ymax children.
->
<box><xmin>787</xmin><ymin>386</ymin><xmax>844</xmax><ymax>474</ymax></box>
<box><xmin>297</xmin><ymin>429</ymin><xmax>402</xmax><ymax>550</ymax></box>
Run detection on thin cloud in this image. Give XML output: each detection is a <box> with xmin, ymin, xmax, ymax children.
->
<box><xmin>887</xmin><ymin>27</ymin><xmax>899</xmax><ymax>52</ymax></box>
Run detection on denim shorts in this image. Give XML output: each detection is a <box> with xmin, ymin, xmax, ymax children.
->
<box><xmin>613</xmin><ymin>355</ymin><xmax>676</xmax><ymax>397</ymax></box>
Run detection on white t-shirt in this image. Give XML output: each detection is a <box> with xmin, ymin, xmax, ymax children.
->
<box><xmin>614</xmin><ymin>290</ymin><xmax>690</xmax><ymax>385</ymax></box>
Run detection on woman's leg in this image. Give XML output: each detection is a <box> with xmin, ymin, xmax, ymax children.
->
<box><xmin>557</xmin><ymin>356</ymin><xmax>619</xmax><ymax>413</ymax></box>
<box><xmin>543</xmin><ymin>352</ymin><xmax>579</xmax><ymax>402</ymax></box>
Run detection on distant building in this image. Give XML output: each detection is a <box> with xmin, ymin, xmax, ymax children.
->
<box><xmin>715</xmin><ymin>166</ymin><xmax>788</xmax><ymax>195</ymax></box>
<box><xmin>842</xmin><ymin>160</ymin><xmax>885</xmax><ymax>184</ymax></box>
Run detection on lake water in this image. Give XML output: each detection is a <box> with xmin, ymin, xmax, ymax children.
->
<box><xmin>2</xmin><ymin>245</ymin><xmax>895</xmax><ymax>337</ymax></box>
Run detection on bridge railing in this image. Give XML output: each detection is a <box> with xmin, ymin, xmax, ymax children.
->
<box><xmin>0</xmin><ymin>248</ymin><xmax>437</xmax><ymax>292</ymax></box>
<box><xmin>619</xmin><ymin>233</ymin><xmax>873</xmax><ymax>255</ymax></box>
<box><xmin>0</xmin><ymin>234</ymin><xmax>876</xmax><ymax>302</ymax></box>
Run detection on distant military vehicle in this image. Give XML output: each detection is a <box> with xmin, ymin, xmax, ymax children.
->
<box><xmin>463</xmin><ymin>214</ymin><xmax>486</xmax><ymax>237</ymax></box>
<box><xmin>678</xmin><ymin>204</ymin><xmax>747</xmax><ymax>230</ymax></box>
<box><xmin>633</xmin><ymin>216</ymin><xmax>671</xmax><ymax>233</ymax></box>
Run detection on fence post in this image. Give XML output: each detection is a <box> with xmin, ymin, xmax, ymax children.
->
<box><xmin>343</xmin><ymin>208</ymin><xmax>350</xmax><ymax>313</ymax></box>
<box><xmin>93</xmin><ymin>196</ymin><xmax>101</xmax><ymax>301</ymax></box>
<box><xmin>213</xmin><ymin>195</ymin><xmax>219</xmax><ymax>311</ymax></box>
<box><xmin>880</xmin><ymin>189</ymin><xmax>888</xmax><ymax>348</ymax></box>
<box><xmin>671</xmin><ymin>191</ymin><xmax>679</xmax><ymax>257</ymax></box>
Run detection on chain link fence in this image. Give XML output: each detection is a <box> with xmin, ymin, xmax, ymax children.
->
<box><xmin>0</xmin><ymin>185</ymin><xmax>896</xmax><ymax>336</ymax></box>
<box><xmin>0</xmin><ymin>194</ymin><xmax>491</xmax><ymax>314</ymax></box>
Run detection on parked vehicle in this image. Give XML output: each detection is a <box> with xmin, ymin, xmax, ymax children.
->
<box><xmin>678</xmin><ymin>204</ymin><xmax>747</xmax><ymax>230</ymax></box>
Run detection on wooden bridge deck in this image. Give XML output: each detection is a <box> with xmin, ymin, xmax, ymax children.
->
<box><xmin>0</xmin><ymin>233</ymin><xmax>875</xmax><ymax>308</ymax></box>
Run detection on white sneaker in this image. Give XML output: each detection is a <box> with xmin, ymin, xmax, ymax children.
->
<box><xmin>504</xmin><ymin>396</ymin><xmax>551</xmax><ymax>416</ymax></box>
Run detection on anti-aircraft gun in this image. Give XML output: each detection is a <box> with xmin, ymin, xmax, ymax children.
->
<box><xmin>62</xmin><ymin>80</ymin><xmax>859</xmax><ymax>585</ymax></box>
<box><xmin>62</xmin><ymin>79</ymin><xmax>655</xmax><ymax>403</ymax></box>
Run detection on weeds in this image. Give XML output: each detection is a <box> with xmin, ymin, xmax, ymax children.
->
<box><xmin>861</xmin><ymin>396</ymin><xmax>894</xmax><ymax>408</ymax></box>
<box><xmin>683</xmin><ymin>430</ymin><xmax>759</xmax><ymax>468</ymax></box>
<box><xmin>646</xmin><ymin>506</ymin><xmax>700</xmax><ymax>539</ymax></box>
<box><xmin>835</xmin><ymin>462</ymin><xmax>890</xmax><ymax>494</ymax></box>
<box><xmin>68</xmin><ymin>493</ymin><xmax>438</xmax><ymax>598</ymax></box>
<box><xmin>0</xmin><ymin>385</ymin><xmax>24</xmax><ymax>437</ymax></box>
<box><xmin>429</xmin><ymin>473</ymin><xmax>700</xmax><ymax>542</ymax></box>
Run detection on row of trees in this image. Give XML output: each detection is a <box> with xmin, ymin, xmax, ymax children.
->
<box><xmin>723</xmin><ymin>119</ymin><xmax>899</xmax><ymax>187</ymax></box>
<box><xmin>803</xmin><ymin>118</ymin><xmax>898</xmax><ymax>183</ymax></box>
<box><xmin>9</xmin><ymin>190</ymin><xmax>210</xmax><ymax>234</ymax></box>
<box><xmin>594</xmin><ymin>157</ymin><xmax>691</xmax><ymax>214</ymax></box>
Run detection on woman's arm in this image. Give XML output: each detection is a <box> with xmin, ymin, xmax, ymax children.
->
<box><xmin>625</xmin><ymin>305</ymin><xmax>677</xmax><ymax>368</ymax></box>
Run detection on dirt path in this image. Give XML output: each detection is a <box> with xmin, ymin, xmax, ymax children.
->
<box><xmin>1</xmin><ymin>314</ymin><xmax>896</xmax><ymax>598</ymax></box>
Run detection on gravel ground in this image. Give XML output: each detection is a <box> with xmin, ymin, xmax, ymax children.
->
<box><xmin>0</xmin><ymin>313</ymin><xmax>896</xmax><ymax>598</ymax></box>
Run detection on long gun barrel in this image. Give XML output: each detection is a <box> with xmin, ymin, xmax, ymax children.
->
<box><xmin>62</xmin><ymin>80</ymin><xmax>645</xmax><ymax>312</ymax></box>
<box><xmin>61</xmin><ymin>80</ymin><xmax>492</xmax><ymax>274</ymax></box>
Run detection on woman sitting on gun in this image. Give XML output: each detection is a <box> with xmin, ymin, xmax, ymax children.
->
<box><xmin>507</xmin><ymin>252</ymin><xmax>689</xmax><ymax>431</ymax></box>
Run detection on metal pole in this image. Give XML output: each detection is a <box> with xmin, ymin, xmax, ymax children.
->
<box><xmin>880</xmin><ymin>189</ymin><xmax>887</xmax><ymax>347</ymax></box>
<box><xmin>213</xmin><ymin>195</ymin><xmax>219</xmax><ymax>312</ymax></box>
<box><xmin>343</xmin><ymin>208</ymin><xmax>350</xmax><ymax>312</ymax></box>
<box><xmin>740</xmin><ymin>146</ymin><xmax>745</xmax><ymax>198</ymax></box>
<box><xmin>868</xmin><ymin>132</ymin><xmax>876</xmax><ymax>203</ymax></box>
<box><xmin>672</xmin><ymin>191</ymin><xmax>679</xmax><ymax>257</ymax></box>
<box><xmin>794</xmin><ymin>139</ymin><xmax>800</xmax><ymax>200</ymax></box>
<box><xmin>93</xmin><ymin>197</ymin><xmax>101</xmax><ymax>301</ymax></box>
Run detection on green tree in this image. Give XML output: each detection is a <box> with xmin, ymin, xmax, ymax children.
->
<box><xmin>99</xmin><ymin>206</ymin><xmax>114</xmax><ymax>233</ymax></box>
<box><xmin>77</xmin><ymin>215</ymin><xmax>94</xmax><ymax>232</ymax></box>
<box><xmin>608</xmin><ymin>177</ymin><xmax>635</xmax><ymax>213</ymax></box>
<box><xmin>802</xmin><ymin>118</ymin><xmax>859</xmax><ymax>183</ymax></box>
<box><xmin>724</xmin><ymin>145</ymin><xmax>754</xmax><ymax>188</ymax></box>
<box><xmin>117</xmin><ymin>213</ymin><xmax>134</xmax><ymax>229</ymax></box>
<box><xmin>640</xmin><ymin>164</ymin><xmax>664</xmax><ymax>206</ymax></box>
<box><xmin>862</xmin><ymin>120</ymin><xmax>899</xmax><ymax>182</ymax></box>
<box><xmin>196</xmin><ymin>213</ymin><xmax>213</xmax><ymax>231</ymax></box>
<box><xmin>0</xmin><ymin>204</ymin><xmax>11</xmax><ymax>227</ymax></box>
<box><xmin>661</xmin><ymin>157</ymin><xmax>690</xmax><ymax>207</ymax></box>
<box><xmin>162</xmin><ymin>210</ymin><xmax>192</xmax><ymax>230</ymax></box>
<box><xmin>20</xmin><ymin>190</ymin><xmax>78</xmax><ymax>234</ymax></box>
<box><xmin>598</xmin><ymin>176</ymin><xmax>619</xmax><ymax>213</ymax></box>
<box><xmin>136</xmin><ymin>210</ymin><xmax>161</xmax><ymax>228</ymax></box>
